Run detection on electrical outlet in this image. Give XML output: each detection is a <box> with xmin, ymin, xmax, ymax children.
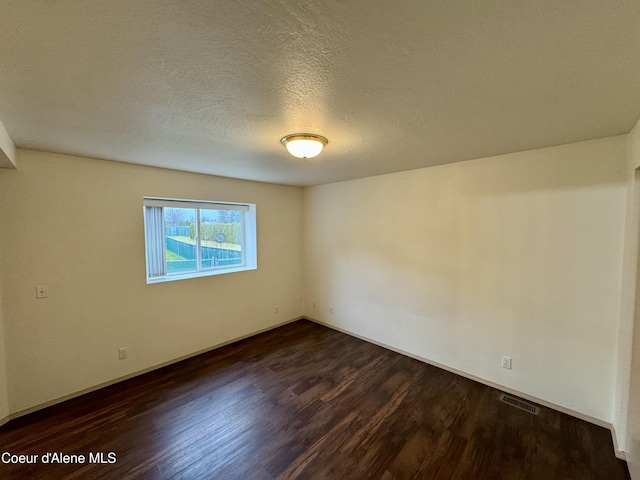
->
<box><xmin>119</xmin><ymin>347</ymin><xmax>128</xmax><ymax>360</ymax></box>
<box><xmin>330</xmin><ymin>306</ymin><xmax>334</xmax><ymax>315</ymax></box>
<box><xmin>502</xmin><ymin>356</ymin><xmax>512</xmax><ymax>370</ymax></box>
<box><xmin>36</xmin><ymin>285</ymin><xmax>48</xmax><ymax>299</ymax></box>
<box><xmin>312</xmin><ymin>302</ymin><xmax>316</xmax><ymax>310</ymax></box>
<box><xmin>274</xmin><ymin>305</ymin><xmax>279</xmax><ymax>314</ymax></box>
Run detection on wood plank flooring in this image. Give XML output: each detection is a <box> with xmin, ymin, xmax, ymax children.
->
<box><xmin>0</xmin><ymin>320</ymin><xmax>630</xmax><ymax>479</ymax></box>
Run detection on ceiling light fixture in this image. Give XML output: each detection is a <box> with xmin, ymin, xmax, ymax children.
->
<box><xmin>280</xmin><ymin>133</ymin><xmax>328</xmax><ymax>158</ymax></box>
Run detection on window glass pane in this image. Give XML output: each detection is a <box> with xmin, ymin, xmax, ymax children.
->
<box><xmin>199</xmin><ymin>209</ymin><xmax>243</xmax><ymax>269</ymax></box>
<box><xmin>164</xmin><ymin>208</ymin><xmax>198</xmax><ymax>275</ymax></box>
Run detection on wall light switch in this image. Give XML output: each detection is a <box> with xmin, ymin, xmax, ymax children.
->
<box><xmin>502</xmin><ymin>356</ymin><xmax>512</xmax><ymax>370</ymax></box>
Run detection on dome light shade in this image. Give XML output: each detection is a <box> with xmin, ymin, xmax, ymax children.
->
<box><xmin>280</xmin><ymin>133</ymin><xmax>328</xmax><ymax>158</ymax></box>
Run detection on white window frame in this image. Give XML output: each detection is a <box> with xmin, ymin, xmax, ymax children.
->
<box><xmin>143</xmin><ymin>197</ymin><xmax>257</xmax><ymax>284</ymax></box>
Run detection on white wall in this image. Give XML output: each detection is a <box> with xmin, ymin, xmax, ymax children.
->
<box><xmin>0</xmin><ymin>149</ymin><xmax>303</xmax><ymax>414</ymax></box>
<box><xmin>0</xmin><ymin>222</ymin><xmax>9</xmax><ymax>421</ymax></box>
<box><xmin>0</xmin><ymin>117</ymin><xmax>16</xmax><ymax>169</ymax></box>
<box><xmin>624</xmin><ymin>119</ymin><xmax>640</xmax><ymax>478</ymax></box>
<box><xmin>303</xmin><ymin>136</ymin><xmax>627</xmax><ymax>422</ymax></box>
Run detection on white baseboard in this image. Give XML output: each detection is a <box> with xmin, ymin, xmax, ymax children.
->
<box><xmin>610</xmin><ymin>425</ymin><xmax>627</xmax><ymax>460</ymax></box>
<box><xmin>0</xmin><ymin>316</ymin><xmax>303</xmax><ymax>427</ymax></box>
<box><xmin>306</xmin><ymin>317</ymin><xmax>627</xmax><ymax>461</ymax></box>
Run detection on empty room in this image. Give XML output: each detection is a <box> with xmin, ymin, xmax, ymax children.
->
<box><xmin>1</xmin><ymin>1</ymin><xmax>640</xmax><ymax>479</ymax></box>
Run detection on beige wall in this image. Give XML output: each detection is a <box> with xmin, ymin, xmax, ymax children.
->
<box><xmin>0</xmin><ymin>149</ymin><xmax>303</xmax><ymax>414</ymax></box>
<box><xmin>624</xmin><ymin>119</ymin><xmax>640</xmax><ymax>478</ymax></box>
<box><xmin>0</xmin><ymin>322</ymin><xmax>7</xmax><ymax>421</ymax></box>
<box><xmin>303</xmin><ymin>136</ymin><xmax>627</xmax><ymax>422</ymax></box>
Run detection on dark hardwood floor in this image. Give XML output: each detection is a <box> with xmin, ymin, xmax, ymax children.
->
<box><xmin>0</xmin><ymin>320</ymin><xmax>629</xmax><ymax>479</ymax></box>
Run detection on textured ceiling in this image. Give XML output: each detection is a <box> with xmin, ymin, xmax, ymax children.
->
<box><xmin>1</xmin><ymin>1</ymin><xmax>639</xmax><ymax>186</ymax></box>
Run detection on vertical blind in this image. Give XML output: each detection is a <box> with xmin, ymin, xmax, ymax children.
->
<box><xmin>144</xmin><ymin>206</ymin><xmax>166</xmax><ymax>279</ymax></box>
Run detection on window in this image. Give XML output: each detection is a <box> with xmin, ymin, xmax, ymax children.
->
<box><xmin>143</xmin><ymin>197</ymin><xmax>257</xmax><ymax>283</ymax></box>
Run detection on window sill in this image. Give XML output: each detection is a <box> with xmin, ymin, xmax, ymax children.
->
<box><xmin>146</xmin><ymin>265</ymin><xmax>257</xmax><ymax>284</ymax></box>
